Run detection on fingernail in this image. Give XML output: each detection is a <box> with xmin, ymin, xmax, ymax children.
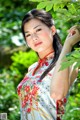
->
<box><xmin>70</xmin><ymin>30</ymin><xmax>76</xmax><ymax>35</ymax></box>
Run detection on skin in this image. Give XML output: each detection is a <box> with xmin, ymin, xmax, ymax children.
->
<box><xmin>24</xmin><ymin>18</ymin><xmax>80</xmax><ymax>101</ymax></box>
<box><xmin>51</xmin><ymin>26</ymin><xmax>80</xmax><ymax>100</ymax></box>
<box><xmin>24</xmin><ymin>18</ymin><xmax>56</xmax><ymax>58</ymax></box>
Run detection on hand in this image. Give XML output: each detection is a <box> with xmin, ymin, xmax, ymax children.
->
<box><xmin>65</xmin><ymin>25</ymin><xmax>80</xmax><ymax>47</ymax></box>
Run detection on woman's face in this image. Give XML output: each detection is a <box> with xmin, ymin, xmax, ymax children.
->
<box><xmin>24</xmin><ymin>18</ymin><xmax>55</xmax><ymax>55</ymax></box>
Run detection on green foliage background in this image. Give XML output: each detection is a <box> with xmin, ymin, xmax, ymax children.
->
<box><xmin>0</xmin><ymin>0</ymin><xmax>80</xmax><ymax>120</ymax></box>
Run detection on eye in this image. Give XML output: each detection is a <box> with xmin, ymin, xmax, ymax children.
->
<box><xmin>36</xmin><ymin>28</ymin><xmax>42</xmax><ymax>32</ymax></box>
<box><xmin>25</xmin><ymin>34</ymin><xmax>31</xmax><ymax>38</ymax></box>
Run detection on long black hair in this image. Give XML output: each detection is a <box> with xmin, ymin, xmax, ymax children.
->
<box><xmin>21</xmin><ymin>9</ymin><xmax>62</xmax><ymax>80</ymax></box>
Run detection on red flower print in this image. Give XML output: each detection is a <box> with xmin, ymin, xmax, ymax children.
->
<box><xmin>17</xmin><ymin>84</ymin><xmax>22</xmax><ymax>90</ymax></box>
<box><xmin>56</xmin><ymin>98</ymin><xmax>67</xmax><ymax>119</ymax></box>
<box><xmin>38</xmin><ymin>79</ymin><xmax>42</xmax><ymax>82</ymax></box>
<box><xmin>24</xmin><ymin>95</ymin><xmax>29</xmax><ymax>102</ymax></box>
<box><xmin>22</xmin><ymin>101</ymin><xmax>26</xmax><ymax>108</ymax></box>
<box><xmin>22</xmin><ymin>76</ymin><xmax>29</xmax><ymax>83</ymax></box>
<box><xmin>31</xmin><ymin>85</ymin><xmax>39</xmax><ymax>95</ymax></box>
<box><xmin>28</xmin><ymin>93</ymin><xmax>32</xmax><ymax>101</ymax></box>
<box><xmin>17</xmin><ymin>89</ymin><xmax>20</xmax><ymax>96</ymax></box>
<box><xmin>24</xmin><ymin>85</ymin><xmax>30</xmax><ymax>92</ymax></box>
<box><xmin>33</xmin><ymin>85</ymin><xmax>39</xmax><ymax>90</ymax></box>
<box><xmin>63</xmin><ymin>98</ymin><xmax>67</xmax><ymax>103</ymax></box>
<box><xmin>45</xmin><ymin>61</ymin><xmax>49</xmax><ymax>66</ymax></box>
<box><xmin>26</xmin><ymin>108</ymin><xmax>31</xmax><ymax>113</ymax></box>
<box><xmin>18</xmin><ymin>90</ymin><xmax>22</xmax><ymax>97</ymax></box>
<box><xmin>31</xmin><ymin>89</ymin><xmax>37</xmax><ymax>95</ymax></box>
<box><xmin>18</xmin><ymin>84</ymin><xmax>22</xmax><ymax>89</ymax></box>
<box><xmin>17</xmin><ymin>85</ymin><xmax>22</xmax><ymax>96</ymax></box>
<box><xmin>36</xmin><ymin>76</ymin><xmax>40</xmax><ymax>78</ymax></box>
<box><xmin>21</xmin><ymin>84</ymin><xmax>39</xmax><ymax>111</ymax></box>
<box><xmin>30</xmin><ymin>99</ymin><xmax>32</xmax><ymax>106</ymax></box>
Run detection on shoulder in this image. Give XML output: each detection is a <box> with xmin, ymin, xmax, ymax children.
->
<box><xmin>28</xmin><ymin>62</ymin><xmax>38</xmax><ymax>72</ymax></box>
<box><xmin>17</xmin><ymin>62</ymin><xmax>38</xmax><ymax>90</ymax></box>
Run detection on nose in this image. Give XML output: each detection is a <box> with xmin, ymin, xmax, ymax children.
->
<box><xmin>31</xmin><ymin>33</ymin><xmax>38</xmax><ymax>41</ymax></box>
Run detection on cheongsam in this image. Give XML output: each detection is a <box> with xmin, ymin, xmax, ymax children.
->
<box><xmin>17</xmin><ymin>57</ymin><xmax>66</xmax><ymax>120</ymax></box>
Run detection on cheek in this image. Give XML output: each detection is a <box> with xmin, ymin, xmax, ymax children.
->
<box><xmin>40</xmin><ymin>31</ymin><xmax>53</xmax><ymax>41</ymax></box>
<box><xmin>40</xmin><ymin>32</ymin><xmax>49</xmax><ymax>38</ymax></box>
<box><xmin>26</xmin><ymin>40</ymin><xmax>33</xmax><ymax>48</ymax></box>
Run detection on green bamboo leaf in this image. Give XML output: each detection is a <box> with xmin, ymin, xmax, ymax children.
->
<box><xmin>72</xmin><ymin>53</ymin><xmax>80</xmax><ymax>59</ymax></box>
<box><xmin>53</xmin><ymin>4</ymin><xmax>60</xmax><ymax>11</ymax></box>
<box><xmin>70</xmin><ymin>3</ymin><xmax>76</xmax><ymax>12</ymax></box>
<box><xmin>60</xmin><ymin>3</ymin><xmax>65</xmax><ymax>9</ymax></box>
<box><xmin>68</xmin><ymin>3</ymin><xmax>76</xmax><ymax>14</ymax></box>
<box><xmin>78</xmin><ymin>83</ymin><xmax>80</xmax><ymax>88</ymax></box>
<box><xmin>29</xmin><ymin>0</ymin><xmax>43</xmax><ymax>2</ymax></box>
<box><xmin>76</xmin><ymin>94</ymin><xmax>80</xmax><ymax>98</ymax></box>
<box><xmin>60</xmin><ymin>61</ymin><xmax>75</xmax><ymax>71</ymax></box>
<box><xmin>66</xmin><ymin>56</ymin><xmax>75</xmax><ymax>61</ymax></box>
<box><xmin>37</xmin><ymin>2</ymin><xmax>47</xmax><ymax>9</ymax></box>
<box><xmin>46</xmin><ymin>2</ymin><xmax>53</xmax><ymax>11</ymax></box>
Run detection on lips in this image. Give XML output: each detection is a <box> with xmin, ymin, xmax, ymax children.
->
<box><xmin>35</xmin><ymin>42</ymin><xmax>42</xmax><ymax>47</ymax></box>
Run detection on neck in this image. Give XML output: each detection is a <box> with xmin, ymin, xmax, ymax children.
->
<box><xmin>38</xmin><ymin>48</ymin><xmax>54</xmax><ymax>59</ymax></box>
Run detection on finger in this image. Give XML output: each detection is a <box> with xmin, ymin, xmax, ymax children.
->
<box><xmin>70</xmin><ymin>30</ymin><xmax>76</xmax><ymax>36</ymax></box>
<box><xmin>76</xmin><ymin>25</ymin><xmax>80</xmax><ymax>33</ymax></box>
<box><xmin>69</xmin><ymin>25</ymin><xmax>80</xmax><ymax>34</ymax></box>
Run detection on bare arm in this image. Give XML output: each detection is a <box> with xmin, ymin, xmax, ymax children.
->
<box><xmin>50</xmin><ymin>25</ymin><xmax>80</xmax><ymax>101</ymax></box>
<box><xmin>69</xmin><ymin>64</ymin><xmax>78</xmax><ymax>86</ymax></box>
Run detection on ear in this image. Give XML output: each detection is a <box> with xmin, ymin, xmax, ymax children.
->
<box><xmin>51</xmin><ymin>26</ymin><xmax>56</xmax><ymax>35</ymax></box>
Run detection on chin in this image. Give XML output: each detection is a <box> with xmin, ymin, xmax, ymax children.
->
<box><xmin>36</xmin><ymin>48</ymin><xmax>45</xmax><ymax>53</ymax></box>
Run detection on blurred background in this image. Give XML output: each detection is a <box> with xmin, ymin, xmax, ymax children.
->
<box><xmin>0</xmin><ymin>0</ymin><xmax>80</xmax><ymax>120</ymax></box>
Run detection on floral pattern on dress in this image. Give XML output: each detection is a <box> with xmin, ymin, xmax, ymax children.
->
<box><xmin>17</xmin><ymin>57</ymin><xmax>67</xmax><ymax>120</ymax></box>
<box><xmin>17</xmin><ymin>76</ymin><xmax>40</xmax><ymax>113</ymax></box>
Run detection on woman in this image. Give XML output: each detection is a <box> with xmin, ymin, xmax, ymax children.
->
<box><xmin>17</xmin><ymin>9</ymin><xmax>80</xmax><ymax>120</ymax></box>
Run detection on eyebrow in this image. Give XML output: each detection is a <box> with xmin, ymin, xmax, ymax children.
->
<box><xmin>34</xmin><ymin>25</ymin><xmax>41</xmax><ymax>29</ymax></box>
<box><xmin>25</xmin><ymin>25</ymin><xmax>41</xmax><ymax>33</ymax></box>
